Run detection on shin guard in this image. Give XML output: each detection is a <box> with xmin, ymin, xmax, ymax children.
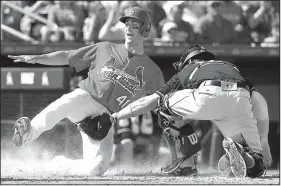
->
<box><xmin>161</xmin><ymin>124</ymin><xmax>201</xmax><ymax>174</ymax></box>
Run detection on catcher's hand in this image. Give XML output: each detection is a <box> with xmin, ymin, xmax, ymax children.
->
<box><xmin>78</xmin><ymin>113</ymin><xmax>112</xmax><ymax>141</ymax></box>
<box><xmin>8</xmin><ymin>55</ymin><xmax>37</xmax><ymax>64</ymax></box>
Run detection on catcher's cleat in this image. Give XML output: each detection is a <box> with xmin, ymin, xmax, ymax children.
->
<box><xmin>222</xmin><ymin>138</ymin><xmax>246</xmax><ymax>177</ymax></box>
<box><xmin>161</xmin><ymin>157</ymin><xmax>189</xmax><ymax>174</ymax></box>
<box><xmin>218</xmin><ymin>154</ymin><xmax>231</xmax><ymax>172</ymax></box>
<box><xmin>227</xmin><ymin>169</ymin><xmax>266</xmax><ymax>178</ymax></box>
<box><xmin>161</xmin><ymin>158</ymin><xmax>182</xmax><ymax>174</ymax></box>
<box><xmin>169</xmin><ymin>166</ymin><xmax>198</xmax><ymax>176</ymax></box>
<box><xmin>12</xmin><ymin>117</ymin><xmax>31</xmax><ymax>147</ymax></box>
<box><xmin>228</xmin><ymin>170</ymin><xmax>235</xmax><ymax>177</ymax></box>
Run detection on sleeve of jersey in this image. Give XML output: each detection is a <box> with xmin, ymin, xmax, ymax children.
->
<box><xmin>68</xmin><ymin>43</ymin><xmax>98</xmax><ymax>72</ymax></box>
<box><xmin>144</xmin><ymin>70</ymin><xmax>165</xmax><ymax>96</ymax></box>
<box><xmin>157</xmin><ymin>71</ymin><xmax>165</xmax><ymax>90</ymax></box>
<box><xmin>156</xmin><ymin>74</ymin><xmax>181</xmax><ymax>98</ymax></box>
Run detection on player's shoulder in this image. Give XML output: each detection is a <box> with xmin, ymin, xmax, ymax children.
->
<box><xmin>95</xmin><ymin>41</ymin><xmax>116</xmax><ymax>48</ymax></box>
<box><xmin>142</xmin><ymin>54</ymin><xmax>162</xmax><ymax>72</ymax></box>
<box><xmin>141</xmin><ymin>54</ymin><xmax>153</xmax><ymax>62</ymax></box>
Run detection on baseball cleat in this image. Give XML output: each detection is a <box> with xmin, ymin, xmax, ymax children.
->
<box><xmin>222</xmin><ymin>138</ymin><xmax>246</xmax><ymax>177</ymax></box>
<box><xmin>161</xmin><ymin>158</ymin><xmax>182</xmax><ymax>174</ymax></box>
<box><xmin>228</xmin><ymin>170</ymin><xmax>235</xmax><ymax>177</ymax></box>
<box><xmin>12</xmin><ymin>117</ymin><xmax>31</xmax><ymax>147</ymax></box>
<box><xmin>169</xmin><ymin>166</ymin><xmax>198</xmax><ymax>176</ymax></box>
<box><xmin>218</xmin><ymin>154</ymin><xmax>231</xmax><ymax>172</ymax></box>
<box><xmin>161</xmin><ymin>156</ymin><xmax>191</xmax><ymax>174</ymax></box>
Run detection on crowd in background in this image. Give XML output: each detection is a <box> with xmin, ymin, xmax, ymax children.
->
<box><xmin>1</xmin><ymin>1</ymin><xmax>279</xmax><ymax>46</ymax></box>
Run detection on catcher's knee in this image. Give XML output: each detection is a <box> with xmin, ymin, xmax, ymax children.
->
<box><xmin>179</xmin><ymin>124</ymin><xmax>201</xmax><ymax>157</ymax></box>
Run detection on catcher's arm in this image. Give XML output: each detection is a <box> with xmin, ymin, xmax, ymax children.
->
<box><xmin>112</xmin><ymin>93</ymin><xmax>160</xmax><ymax>122</ymax></box>
<box><xmin>111</xmin><ymin>74</ymin><xmax>181</xmax><ymax>122</ymax></box>
<box><xmin>112</xmin><ymin>74</ymin><xmax>181</xmax><ymax>122</ymax></box>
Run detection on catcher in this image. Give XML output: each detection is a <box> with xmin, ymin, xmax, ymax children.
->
<box><xmin>111</xmin><ymin>44</ymin><xmax>272</xmax><ymax>178</ymax></box>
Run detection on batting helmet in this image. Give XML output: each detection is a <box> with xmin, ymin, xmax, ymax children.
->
<box><xmin>173</xmin><ymin>44</ymin><xmax>215</xmax><ymax>71</ymax></box>
<box><xmin>119</xmin><ymin>7</ymin><xmax>151</xmax><ymax>38</ymax></box>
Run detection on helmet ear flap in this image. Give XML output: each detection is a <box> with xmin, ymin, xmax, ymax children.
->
<box><xmin>141</xmin><ymin>22</ymin><xmax>151</xmax><ymax>38</ymax></box>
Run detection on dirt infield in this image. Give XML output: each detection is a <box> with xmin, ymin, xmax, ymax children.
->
<box><xmin>1</xmin><ymin>159</ymin><xmax>279</xmax><ymax>185</ymax></box>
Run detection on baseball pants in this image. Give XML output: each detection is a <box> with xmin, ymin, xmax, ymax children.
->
<box><xmin>26</xmin><ymin>88</ymin><xmax>113</xmax><ymax>174</ymax></box>
<box><xmin>166</xmin><ymin>80</ymin><xmax>262</xmax><ymax>154</ymax></box>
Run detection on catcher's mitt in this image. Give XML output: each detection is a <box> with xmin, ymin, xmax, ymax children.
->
<box><xmin>78</xmin><ymin>113</ymin><xmax>112</xmax><ymax>141</ymax></box>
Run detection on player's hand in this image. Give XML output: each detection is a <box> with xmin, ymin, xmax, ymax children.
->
<box><xmin>110</xmin><ymin>113</ymin><xmax>118</xmax><ymax>124</ymax></box>
<box><xmin>8</xmin><ymin>55</ymin><xmax>37</xmax><ymax>64</ymax></box>
<box><xmin>261</xmin><ymin>138</ymin><xmax>273</xmax><ymax>168</ymax></box>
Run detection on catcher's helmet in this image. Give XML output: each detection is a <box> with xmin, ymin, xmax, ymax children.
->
<box><xmin>173</xmin><ymin>44</ymin><xmax>215</xmax><ymax>71</ymax></box>
<box><xmin>119</xmin><ymin>7</ymin><xmax>151</xmax><ymax>38</ymax></box>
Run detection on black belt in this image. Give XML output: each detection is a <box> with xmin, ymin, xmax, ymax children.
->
<box><xmin>204</xmin><ymin>80</ymin><xmax>250</xmax><ymax>92</ymax></box>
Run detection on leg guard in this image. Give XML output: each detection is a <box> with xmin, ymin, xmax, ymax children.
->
<box><xmin>163</xmin><ymin>128</ymin><xmax>177</xmax><ymax>162</ymax></box>
<box><xmin>161</xmin><ymin>124</ymin><xmax>201</xmax><ymax>174</ymax></box>
<box><xmin>178</xmin><ymin>124</ymin><xmax>201</xmax><ymax>158</ymax></box>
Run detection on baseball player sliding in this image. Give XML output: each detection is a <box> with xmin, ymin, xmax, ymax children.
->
<box><xmin>9</xmin><ymin>7</ymin><xmax>164</xmax><ymax>176</ymax></box>
<box><xmin>111</xmin><ymin>45</ymin><xmax>272</xmax><ymax>178</ymax></box>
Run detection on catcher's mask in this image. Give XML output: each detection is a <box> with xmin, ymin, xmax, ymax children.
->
<box><xmin>173</xmin><ymin>44</ymin><xmax>215</xmax><ymax>71</ymax></box>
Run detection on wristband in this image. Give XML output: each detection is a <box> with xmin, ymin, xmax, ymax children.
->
<box><xmin>129</xmin><ymin>104</ymin><xmax>133</xmax><ymax>114</ymax></box>
<box><xmin>27</xmin><ymin>55</ymin><xmax>37</xmax><ymax>64</ymax></box>
<box><xmin>110</xmin><ymin>114</ymin><xmax>118</xmax><ymax>123</ymax></box>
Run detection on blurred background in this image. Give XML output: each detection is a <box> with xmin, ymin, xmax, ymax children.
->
<box><xmin>1</xmin><ymin>1</ymin><xmax>279</xmax><ymax>171</ymax></box>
